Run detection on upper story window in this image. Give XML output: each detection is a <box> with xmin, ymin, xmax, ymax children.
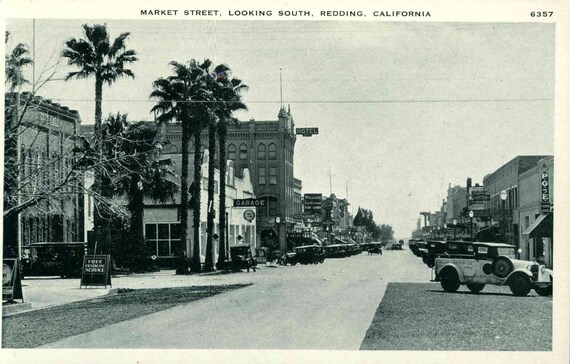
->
<box><xmin>269</xmin><ymin>167</ymin><xmax>277</xmax><ymax>185</ymax></box>
<box><xmin>239</xmin><ymin>143</ymin><xmax>248</xmax><ymax>160</ymax></box>
<box><xmin>258</xmin><ymin>166</ymin><xmax>266</xmax><ymax>185</ymax></box>
<box><xmin>257</xmin><ymin>143</ymin><xmax>266</xmax><ymax>160</ymax></box>
<box><xmin>228</xmin><ymin>144</ymin><xmax>236</xmax><ymax>160</ymax></box>
<box><xmin>268</xmin><ymin>143</ymin><xmax>277</xmax><ymax>160</ymax></box>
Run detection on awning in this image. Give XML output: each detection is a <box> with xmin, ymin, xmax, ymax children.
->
<box><xmin>523</xmin><ymin>212</ymin><xmax>553</xmax><ymax>238</ymax></box>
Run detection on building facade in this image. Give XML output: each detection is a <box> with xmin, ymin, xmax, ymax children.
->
<box><xmin>4</xmin><ymin>93</ymin><xmax>82</xmax><ymax>258</ymax></box>
<box><xmin>161</xmin><ymin>106</ymin><xmax>301</xmax><ymax>252</ymax></box>
<box><xmin>482</xmin><ymin>155</ymin><xmax>550</xmax><ymax>247</ymax></box>
<box><xmin>518</xmin><ymin>156</ymin><xmax>554</xmax><ymax>266</ymax></box>
<box><xmin>141</xmin><ymin>151</ymin><xmax>257</xmax><ymax>266</ymax></box>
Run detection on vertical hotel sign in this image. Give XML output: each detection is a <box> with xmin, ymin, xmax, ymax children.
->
<box><xmin>540</xmin><ymin>171</ymin><xmax>550</xmax><ymax>214</ymax></box>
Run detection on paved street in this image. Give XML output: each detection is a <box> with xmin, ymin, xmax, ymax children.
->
<box><xmin>42</xmin><ymin>249</ymin><xmax>430</xmax><ymax>349</ymax></box>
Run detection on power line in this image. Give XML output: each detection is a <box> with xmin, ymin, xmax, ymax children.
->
<box><xmin>46</xmin><ymin>98</ymin><xmax>553</xmax><ymax>104</ymax></box>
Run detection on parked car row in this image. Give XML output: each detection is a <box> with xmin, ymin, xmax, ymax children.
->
<box><xmin>279</xmin><ymin>245</ymin><xmax>326</xmax><ymax>265</ymax></box>
<box><xmin>410</xmin><ymin>238</ymin><xmax>553</xmax><ymax>296</ymax></box>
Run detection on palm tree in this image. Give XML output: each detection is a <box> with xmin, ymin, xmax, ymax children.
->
<box><xmin>151</xmin><ymin>60</ymin><xmax>213</xmax><ymax>274</ymax></box>
<box><xmin>212</xmin><ymin>66</ymin><xmax>248</xmax><ymax>270</ymax></box>
<box><xmin>63</xmin><ymin>23</ymin><xmax>137</xmax><ymax>252</ymax></box>
<box><xmin>105</xmin><ymin>115</ymin><xmax>178</xmax><ymax>271</ymax></box>
<box><xmin>5</xmin><ymin>31</ymin><xmax>33</xmax><ymax>92</ymax></box>
<box><xmin>62</xmin><ymin>24</ymin><xmax>137</xmax><ymax>134</ymax></box>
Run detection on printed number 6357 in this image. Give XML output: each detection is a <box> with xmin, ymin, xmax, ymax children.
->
<box><xmin>531</xmin><ymin>11</ymin><xmax>553</xmax><ymax>17</ymax></box>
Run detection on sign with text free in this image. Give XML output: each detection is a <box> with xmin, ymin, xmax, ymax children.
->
<box><xmin>80</xmin><ymin>255</ymin><xmax>112</xmax><ymax>288</ymax></box>
<box><xmin>295</xmin><ymin>127</ymin><xmax>319</xmax><ymax>137</ymax></box>
<box><xmin>233</xmin><ymin>198</ymin><xmax>267</xmax><ymax>207</ymax></box>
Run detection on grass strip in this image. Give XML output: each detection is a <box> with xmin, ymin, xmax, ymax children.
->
<box><xmin>360</xmin><ymin>282</ymin><xmax>551</xmax><ymax>351</ymax></box>
<box><xmin>2</xmin><ymin>284</ymin><xmax>250</xmax><ymax>348</ymax></box>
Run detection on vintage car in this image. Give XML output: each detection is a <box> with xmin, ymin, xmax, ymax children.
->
<box><xmin>415</xmin><ymin>240</ymin><xmax>428</xmax><ymax>258</ymax></box>
<box><xmin>278</xmin><ymin>251</ymin><xmax>298</xmax><ymax>266</ymax></box>
<box><xmin>434</xmin><ymin>242</ymin><xmax>553</xmax><ymax>296</ymax></box>
<box><xmin>229</xmin><ymin>245</ymin><xmax>257</xmax><ymax>272</ymax></box>
<box><xmin>324</xmin><ymin>244</ymin><xmax>348</xmax><ymax>258</ymax></box>
<box><xmin>423</xmin><ymin>240</ymin><xmax>447</xmax><ymax>268</ymax></box>
<box><xmin>367</xmin><ymin>242</ymin><xmax>383</xmax><ymax>255</ymax></box>
<box><xmin>293</xmin><ymin>245</ymin><xmax>325</xmax><ymax>265</ymax></box>
<box><xmin>408</xmin><ymin>239</ymin><xmax>421</xmax><ymax>255</ymax></box>
<box><xmin>21</xmin><ymin>242</ymin><xmax>87</xmax><ymax>278</ymax></box>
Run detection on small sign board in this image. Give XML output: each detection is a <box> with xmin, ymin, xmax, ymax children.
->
<box><xmin>3</xmin><ymin>259</ymin><xmax>24</xmax><ymax>302</ymax></box>
<box><xmin>234</xmin><ymin>198</ymin><xmax>267</xmax><ymax>207</ymax></box>
<box><xmin>243</xmin><ymin>209</ymin><xmax>256</xmax><ymax>222</ymax></box>
<box><xmin>295</xmin><ymin>127</ymin><xmax>319</xmax><ymax>137</ymax></box>
<box><xmin>80</xmin><ymin>255</ymin><xmax>112</xmax><ymax>288</ymax></box>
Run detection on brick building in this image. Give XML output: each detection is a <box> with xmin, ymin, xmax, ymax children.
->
<box><xmin>161</xmin><ymin>106</ymin><xmax>302</xmax><ymax>252</ymax></box>
<box><xmin>4</xmin><ymin>93</ymin><xmax>83</xmax><ymax>257</ymax></box>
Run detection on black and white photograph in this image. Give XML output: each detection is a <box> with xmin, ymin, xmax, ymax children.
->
<box><xmin>1</xmin><ymin>1</ymin><xmax>569</xmax><ymax>363</ymax></box>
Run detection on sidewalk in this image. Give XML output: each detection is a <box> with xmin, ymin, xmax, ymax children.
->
<box><xmin>3</xmin><ymin>266</ymin><xmax>275</xmax><ymax>315</ymax></box>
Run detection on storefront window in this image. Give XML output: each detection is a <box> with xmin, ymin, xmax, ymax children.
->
<box><xmin>145</xmin><ymin>223</ymin><xmax>182</xmax><ymax>257</ymax></box>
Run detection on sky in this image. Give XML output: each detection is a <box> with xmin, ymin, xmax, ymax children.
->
<box><xmin>5</xmin><ymin>19</ymin><xmax>555</xmax><ymax>237</ymax></box>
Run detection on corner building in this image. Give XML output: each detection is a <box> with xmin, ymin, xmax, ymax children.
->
<box><xmin>162</xmin><ymin>106</ymin><xmax>302</xmax><ymax>252</ymax></box>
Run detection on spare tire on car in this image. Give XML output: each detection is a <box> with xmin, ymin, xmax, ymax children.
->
<box><xmin>492</xmin><ymin>256</ymin><xmax>514</xmax><ymax>278</ymax></box>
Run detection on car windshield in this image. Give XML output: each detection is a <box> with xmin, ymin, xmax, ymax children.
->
<box><xmin>497</xmin><ymin>247</ymin><xmax>516</xmax><ymax>258</ymax></box>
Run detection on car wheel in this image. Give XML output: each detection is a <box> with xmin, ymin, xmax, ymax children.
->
<box><xmin>466</xmin><ymin>283</ymin><xmax>485</xmax><ymax>293</ymax></box>
<box><xmin>492</xmin><ymin>257</ymin><xmax>514</xmax><ymax>278</ymax></box>
<box><xmin>440</xmin><ymin>268</ymin><xmax>460</xmax><ymax>293</ymax></box>
<box><xmin>427</xmin><ymin>259</ymin><xmax>435</xmax><ymax>268</ymax></box>
<box><xmin>291</xmin><ymin>261</ymin><xmax>297</xmax><ymax>266</ymax></box>
<box><xmin>535</xmin><ymin>286</ymin><xmax>552</xmax><ymax>296</ymax></box>
<box><xmin>509</xmin><ymin>273</ymin><xmax>531</xmax><ymax>296</ymax></box>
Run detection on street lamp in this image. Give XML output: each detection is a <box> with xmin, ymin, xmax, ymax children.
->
<box><xmin>452</xmin><ymin>219</ymin><xmax>457</xmax><ymax>238</ymax></box>
<box><xmin>469</xmin><ymin>210</ymin><xmax>474</xmax><ymax>238</ymax></box>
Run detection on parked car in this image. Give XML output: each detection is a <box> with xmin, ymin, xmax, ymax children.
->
<box><xmin>293</xmin><ymin>245</ymin><xmax>325</xmax><ymax>264</ymax></box>
<box><xmin>367</xmin><ymin>242</ymin><xmax>383</xmax><ymax>255</ymax></box>
<box><xmin>21</xmin><ymin>242</ymin><xmax>87</xmax><ymax>278</ymax></box>
<box><xmin>423</xmin><ymin>240</ymin><xmax>447</xmax><ymax>267</ymax></box>
<box><xmin>408</xmin><ymin>239</ymin><xmax>421</xmax><ymax>255</ymax></box>
<box><xmin>416</xmin><ymin>240</ymin><xmax>428</xmax><ymax>258</ymax></box>
<box><xmin>434</xmin><ymin>242</ymin><xmax>553</xmax><ymax>296</ymax></box>
<box><xmin>229</xmin><ymin>245</ymin><xmax>257</xmax><ymax>272</ymax></box>
<box><xmin>324</xmin><ymin>244</ymin><xmax>348</xmax><ymax>258</ymax></box>
<box><xmin>278</xmin><ymin>251</ymin><xmax>298</xmax><ymax>266</ymax></box>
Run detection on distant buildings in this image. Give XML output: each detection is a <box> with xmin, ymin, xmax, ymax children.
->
<box><xmin>430</xmin><ymin>155</ymin><xmax>554</xmax><ymax>267</ymax></box>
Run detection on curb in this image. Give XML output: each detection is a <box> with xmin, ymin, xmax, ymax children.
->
<box><xmin>2</xmin><ymin>302</ymin><xmax>33</xmax><ymax>316</ymax></box>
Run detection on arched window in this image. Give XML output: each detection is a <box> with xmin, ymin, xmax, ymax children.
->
<box><xmin>239</xmin><ymin>143</ymin><xmax>248</xmax><ymax>160</ymax></box>
<box><xmin>257</xmin><ymin>143</ymin><xmax>266</xmax><ymax>160</ymax></box>
<box><xmin>228</xmin><ymin>144</ymin><xmax>236</xmax><ymax>160</ymax></box>
<box><xmin>268</xmin><ymin>143</ymin><xmax>277</xmax><ymax>160</ymax></box>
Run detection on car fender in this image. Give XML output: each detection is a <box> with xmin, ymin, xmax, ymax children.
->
<box><xmin>438</xmin><ymin>263</ymin><xmax>465</xmax><ymax>283</ymax></box>
<box><xmin>503</xmin><ymin>269</ymin><xmax>533</xmax><ymax>286</ymax></box>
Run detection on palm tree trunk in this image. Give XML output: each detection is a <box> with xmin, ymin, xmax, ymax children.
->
<box><xmin>190</xmin><ymin>123</ymin><xmax>202</xmax><ymax>273</ymax></box>
<box><xmin>204</xmin><ymin>123</ymin><xmax>216</xmax><ymax>271</ymax></box>
<box><xmin>93</xmin><ymin>75</ymin><xmax>105</xmax><ymax>253</ymax></box>
<box><xmin>178</xmin><ymin>121</ymin><xmax>191</xmax><ymax>274</ymax></box>
<box><xmin>129</xmin><ymin>175</ymin><xmax>145</xmax><ymax>272</ymax></box>
<box><xmin>216</xmin><ymin>122</ymin><xmax>227</xmax><ymax>269</ymax></box>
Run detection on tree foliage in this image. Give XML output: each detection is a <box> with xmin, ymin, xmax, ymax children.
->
<box><xmin>353</xmin><ymin>207</ymin><xmax>394</xmax><ymax>240</ymax></box>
